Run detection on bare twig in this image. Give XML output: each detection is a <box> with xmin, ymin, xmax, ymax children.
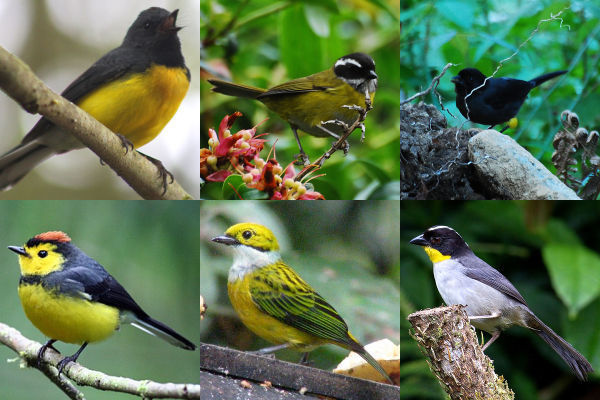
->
<box><xmin>401</xmin><ymin>63</ymin><xmax>455</xmax><ymax>106</ymax></box>
<box><xmin>0</xmin><ymin>46</ymin><xmax>193</xmax><ymax>200</ymax></box>
<box><xmin>0</xmin><ymin>322</ymin><xmax>199</xmax><ymax>399</ymax></box>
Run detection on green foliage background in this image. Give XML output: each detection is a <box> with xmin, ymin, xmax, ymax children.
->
<box><xmin>401</xmin><ymin>1</ymin><xmax>599</xmax><ymax>172</ymax></box>
<box><xmin>201</xmin><ymin>0</ymin><xmax>400</xmax><ymax>199</ymax></box>
<box><xmin>200</xmin><ymin>201</ymin><xmax>400</xmax><ymax>370</ymax></box>
<box><xmin>401</xmin><ymin>201</ymin><xmax>600</xmax><ymax>399</ymax></box>
<box><xmin>0</xmin><ymin>201</ymin><xmax>199</xmax><ymax>400</ymax></box>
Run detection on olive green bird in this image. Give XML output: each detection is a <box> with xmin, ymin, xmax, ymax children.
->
<box><xmin>212</xmin><ymin>222</ymin><xmax>393</xmax><ymax>384</ymax></box>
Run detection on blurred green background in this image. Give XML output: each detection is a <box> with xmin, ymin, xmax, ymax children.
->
<box><xmin>0</xmin><ymin>0</ymin><xmax>200</xmax><ymax>199</ymax></box>
<box><xmin>401</xmin><ymin>201</ymin><xmax>600</xmax><ymax>399</ymax></box>
<box><xmin>0</xmin><ymin>201</ymin><xmax>199</xmax><ymax>399</ymax></box>
<box><xmin>200</xmin><ymin>201</ymin><xmax>400</xmax><ymax>371</ymax></box>
<box><xmin>201</xmin><ymin>0</ymin><xmax>400</xmax><ymax>199</ymax></box>
<box><xmin>401</xmin><ymin>1</ymin><xmax>599</xmax><ymax>171</ymax></box>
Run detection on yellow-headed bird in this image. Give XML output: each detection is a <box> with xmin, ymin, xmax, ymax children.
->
<box><xmin>212</xmin><ymin>222</ymin><xmax>392</xmax><ymax>384</ymax></box>
<box><xmin>9</xmin><ymin>231</ymin><xmax>195</xmax><ymax>375</ymax></box>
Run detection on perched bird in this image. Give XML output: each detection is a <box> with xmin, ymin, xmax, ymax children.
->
<box><xmin>212</xmin><ymin>223</ymin><xmax>393</xmax><ymax>383</ymax></box>
<box><xmin>208</xmin><ymin>53</ymin><xmax>377</xmax><ymax>165</ymax></box>
<box><xmin>0</xmin><ymin>7</ymin><xmax>190</xmax><ymax>190</ymax></box>
<box><xmin>410</xmin><ymin>225</ymin><xmax>593</xmax><ymax>381</ymax></box>
<box><xmin>451</xmin><ymin>67</ymin><xmax>566</xmax><ymax>129</ymax></box>
<box><xmin>9</xmin><ymin>231</ymin><xmax>195</xmax><ymax>375</ymax></box>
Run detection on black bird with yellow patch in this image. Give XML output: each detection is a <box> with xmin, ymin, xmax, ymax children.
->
<box><xmin>0</xmin><ymin>7</ymin><xmax>190</xmax><ymax>190</ymax></box>
<box><xmin>9</xmin><ymin>231</ymin><xmax>195</xmax><ymax>375</ymax></box>
<box><xmin>451</xmin><ymin>68</ymin><xmax>566</xmax><ymax>130</ymax></box>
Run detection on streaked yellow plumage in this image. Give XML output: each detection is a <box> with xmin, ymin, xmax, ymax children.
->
<box><xmin>213</xmin><ymin>222</ymin><xmax>392</xmax><ymax>384</ymax></box>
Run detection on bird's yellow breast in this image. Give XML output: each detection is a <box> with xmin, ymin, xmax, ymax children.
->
<box><xmin>77</xmin><ymin>64</ymin><xmax>190</xmax><ymax>148</ymax></box>
<box><xmin>228</xmin><ymin>269</ymin><xmax>325</xmax><ymax>351</ymax></box>
<box><xmin>18</xmin><ymin>283</ymin><xmax>120</xmax><ymax>344</ymax></box>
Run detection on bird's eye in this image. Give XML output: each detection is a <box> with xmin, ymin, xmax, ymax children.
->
<box><xmin>242</xmin><ymin>230</ymin><xmax>253</xmax><ymax>240</ymax></box>
<box><xmin>144</xmin><ymin>22</ymin><xmax>151</xmax><ymax>29</ymax></box>
<box><xmin>431</xmin><ymin>237</ymin><xmax>441</xmax><ymax>245</ymax></box>
<box><xmin>38</xmin><ymin>250</ymin><xmax>48</xmax><ymax>258</ymax></box>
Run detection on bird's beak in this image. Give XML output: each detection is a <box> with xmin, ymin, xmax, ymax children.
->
<box><xmin>8</xmin><ymin>246</ymin><xmax>29</xmax><ymax>257</ymax></box>
<box><xmin>160</xmin><ymin>9</ymin><xmax>182</xmax><ymax>32</ymax></box>
<box><xmin>211</xmin><ymin>235</ymin><xmax>239</xmax><ymax>246</ymax></box>
<box><xmin>409</xmin><ymin>234</ymin><xmax>428</xmax><ymax>247</ymax></box>
<box><xmin>451</xmin><ymin>75</ymin><xmax>461</xmax><ymax>84</ymax></box>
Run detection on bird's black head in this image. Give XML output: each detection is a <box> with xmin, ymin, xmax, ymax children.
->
<box><xmin>409</xmin><ymin>225</ymin><xmax>471</xmax><ymax>257</ymax></box>
<box><xmin>334</xmin><ymin>53</ymin><xmax>378</xmax><ymax>95</ymax></box>
<box><xmin>123</xmin><ymin>8</ymin><xmax>184</xmax><ymax>67</ymax></box>
<box><xmin>451</xmin><ymin>68</ymin><xmax>487</xmax><ymax>95</ymax></box>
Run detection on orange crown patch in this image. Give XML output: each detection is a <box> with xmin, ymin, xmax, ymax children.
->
<box><xmin>33</xmin><ymin>231</ymin><xmax>71</xmax><ymax>243</ymax></box>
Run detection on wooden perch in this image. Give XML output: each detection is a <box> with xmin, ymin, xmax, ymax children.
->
<box><xmin>200</xmin><ymin>343</ymin><xmax>399</xmax><ymax>400</ymax></box>
<box><xmin>407</xmin><ymin>305</ymin><xmax>514</xmax><ymax>400</ymax></box>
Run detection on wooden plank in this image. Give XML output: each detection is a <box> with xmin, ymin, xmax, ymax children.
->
<box><xmin>200</xmin><ymin>343</ymin><xmax>399</xmax><ymax>400</ymax></box>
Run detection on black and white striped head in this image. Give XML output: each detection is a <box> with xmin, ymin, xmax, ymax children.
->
<box><xmin>334</xmin><ymin>53</ymin><xmax>378</xmax><ymax>95</ymax></box>
<box><xmin>410</xmin><ymin>225</ymin><xmax>471</xmax><ymax>257</ymax></box>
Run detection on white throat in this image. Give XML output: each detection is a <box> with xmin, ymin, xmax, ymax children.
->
<box><xmin>228</xmin><ymin>245</ymin><xmax>281</xmax><ymax>282</ymax></box>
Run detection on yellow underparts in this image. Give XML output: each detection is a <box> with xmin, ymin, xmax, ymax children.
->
<box><xmin>228</xmin><ymin>269</ymin><xmax>327</xmax><ymax>352</ymax></box>
<box><xmin>424</xmin><ymin>246</ymin><xmax>451</xmax><ymax>263</ymax></box>
<box><xmin>18</xmin><ymin>283</ymin><xmax>120</xmax><ymax>344</ymax></box>
<box><xmin>77</xmin><ymin>64</ymin><xmax>190</xmax><ymax>148</ymax></box>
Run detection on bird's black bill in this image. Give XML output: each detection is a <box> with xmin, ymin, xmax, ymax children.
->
<box><xmin>8</xmin><ymin>245</ymin><xmax>28</xmax><ymax>257</ymax></box>
<box><xmin>211</xmin><ymin>235</ymin><xmax>239</xmax><ymax>246</ymax></box>
<box><xmin>409</xmin><ymin>234</ymin><xmax>428</xmax><ymax>246</ymax></box>
<box><xmin>161</xmin><ymin>9</ymin><xmax>182</xmax><ymax>32</ymax></box>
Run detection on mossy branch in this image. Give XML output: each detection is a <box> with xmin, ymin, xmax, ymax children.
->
<box><xmin>0</xmin><ymin>45</ymin><xmax>193</xmax><ymax>200</ymax></box>
<box><xmin>408</xmin><ymin>305</ymin><xmax>514</xmax><ymax>400</ymax></box>
<box><xmin>0</xmin><ymin>322</ymin><xmax>199</xmax><ymax>399</ymax></box>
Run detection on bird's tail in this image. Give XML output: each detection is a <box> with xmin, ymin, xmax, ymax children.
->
<box><xmin>345</xmin><ymin>336</ymin><xmax>393</xmax><ymax>384</ymax></box>
<box><xmin>130</xmin><ymin>314</ymin><xmax>196</xmax><ymax>350</ymax></box>
<box><xmin>529</xmin><ymin>313</ymin><xmax>593</xmax><ymax>381</ymax></box>
<box><xmin>208</xmin><ymin>78</ymin><xmax>266</xmax><ymax>99</ymax></box>
<box><xmin>529</xmin><ymin>70</ymin><xmax>567</xmax><ymax>88</ymax></box>
<box><xmin>0</xmin><ymin>141</ymin><xmax>57</xmax><ymax>190</ymax></box>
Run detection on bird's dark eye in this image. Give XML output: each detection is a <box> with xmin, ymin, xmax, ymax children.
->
<box><xmin>431</xmin><ymin>237</ymin><xmax>441</xmax><ymax>245</ymax></box>
<box><xmin>144</xmin><ymin>22</ymin><xmax>151</xmax><ymax>29</ymax></box>
<box><xmin>242</xmin><ymin>230</ymin><xmax>253</xmax><ymax>240</ymax></box>
<box><xmin>38</xmin><ymin>250</ymin><xmax>48</xmax><ymax>258</ymax></box>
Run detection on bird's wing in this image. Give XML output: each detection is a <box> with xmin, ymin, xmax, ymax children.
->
<box><xmin>47</xmin><ymin>265</ymin><xmax>148</xmax><ymax>316</ymax></box>
<box><xmin>249</xmin><ymin>262</ymin><xmax>352</xmax><ymax>344</ymax></box>
<box><xmin>22</xmin><ymin>47</ymin><xmax>149</xmax><ymax>143</ymax></box>
<box><xmin>459</xmin><ymin>255</ymin><xmax>528</xmax><ymax>306</ymax></box>
<box><xmin>482</xmin><ymin>78</ymin><xmax>531</xmax><ymax>111</ymax></box>
<box><xmin>258</xmin><ymin>75</ymin><xmax>331</xmax><ymax>97</ymax></box>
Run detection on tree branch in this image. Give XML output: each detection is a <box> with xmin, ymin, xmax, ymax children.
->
<box><xmin>407</xmin><ymin>305</ymin><xmax>514</xmax><ymax>400</ymax></box>
<box><xmin>0</xmin><ymin>45</ymin><xmax>193</xmax><ymax>200</ymax></box>
<box><xmin>0</xmin><ymin>322</ymin><xmax>199</xmax><ymax>399</ymax></box>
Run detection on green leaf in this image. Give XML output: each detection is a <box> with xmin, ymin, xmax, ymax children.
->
<box><xmin>542</xmin><ymin>243</ymin><xmax>600</xmax><ymax>316</ymax></box>
<box><xmin>304</xmin><ymin>5</ymin><xmax>330</xmax><ymax>38</ymax></box>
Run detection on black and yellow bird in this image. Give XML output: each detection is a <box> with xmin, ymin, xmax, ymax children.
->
<box><xmin>208</xmin><ymin>53</ymin><xmax>377</xmax><ymax>164</ymax></box>
<box><xmin>0</xmin><ymin>7</ymin><xmax>190</xmax><ymax>190</ymax></box>
<box><xmin>9</xmin><ymin>231</ymin><xmax>196</xmax><ymax>375</ymax></box>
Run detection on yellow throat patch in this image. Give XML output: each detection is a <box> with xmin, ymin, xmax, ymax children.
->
<box><xmin>424</xmin><ymin>246</ymin><xmax>451</xmax><ymax>263</ymax></box>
